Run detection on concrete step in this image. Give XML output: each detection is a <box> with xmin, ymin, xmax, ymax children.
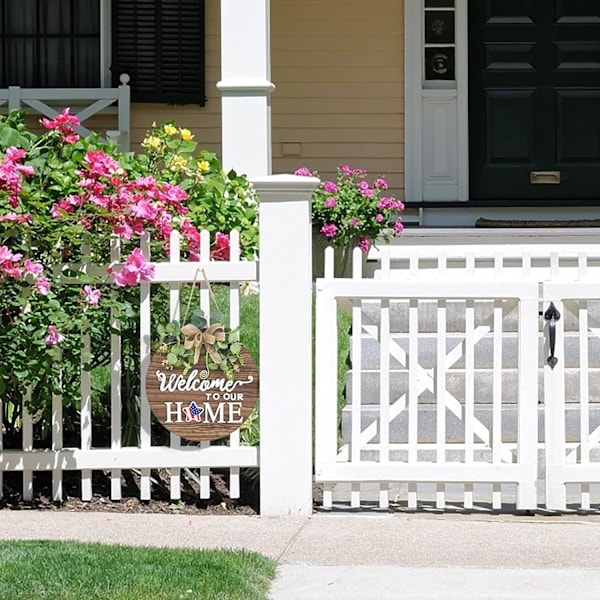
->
<box><xmin>340</xmin><ymin>404</ymin><xmax>600</xmax><ymax>444</ymax></box>
<box><xmin>354</xmin><ymin>334</ymin><xmax>600</xmax><ymax>370</ymax></box>
<box><xmin>345</xmin><ymin>368</ymin><xmax>600</xmax><ymax>405</ymax></box>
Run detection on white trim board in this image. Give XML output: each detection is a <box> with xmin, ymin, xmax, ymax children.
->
<box><xmin>405</xmin><ymin>0</ymin><xmax>468</xmax><ymax>204</ymax></box>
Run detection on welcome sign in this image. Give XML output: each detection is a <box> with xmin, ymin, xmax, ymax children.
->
<box><xmin>145</xmin><ymin>347</ymin><xmax>258</xmax><ymax>441</ymax></box>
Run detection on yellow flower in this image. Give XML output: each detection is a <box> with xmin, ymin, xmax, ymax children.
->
<box><xmin>179</xmin><ymin>128</ymin><xmax>194</xmax><ymax>141</ymax></box>
<box><xmin>163</xmin><ymin>123</ymin><xmax>178</xmax><ymax>136</ymax></box>
<box><xmin>169</xmin><ymin>155</ymin><xmax>189</xmax><ymax>171</ymax></box>
<box><xmin>141</xmin><ymin>135</ymin><xmax>164</xmax><ymax>151</ymax></box>
<box><xmin>197</xmin><ymin>160</ymin><xmax>210</xmax><ymax>173</ymax></box>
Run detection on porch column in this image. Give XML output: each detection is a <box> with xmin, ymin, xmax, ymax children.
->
<box><xmin>217</xmin><ymin>0</ymin><xmax>274</xmax><ymax>179</ymax></box>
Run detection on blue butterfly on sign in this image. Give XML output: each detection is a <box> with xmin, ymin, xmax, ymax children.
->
<box><xmin>182</xmin><ymin>401</ymin><xmax>205</xmax><ymax>422</ymax></box>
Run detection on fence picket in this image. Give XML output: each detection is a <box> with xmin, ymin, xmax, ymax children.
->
<box><xmin>492</xmin><ymin>299</ymin><xmax>503</xmax><ymax>510</ymax></box>
<box><xmin>139</xmin><ymin>235</ymin><xmax>153</xmax><ymax>500</ymax></box>
<box><xmin>51</xmin><ymin>364</ymin><xmax>63</xmax><ymax>501</ymax></box>
<box><xmin>81</xmin><ymin>330</ymin><xmax>92</xmax><ymax>501</ymax></box>
<box><xmin>436</xmin><ymin>299</ymin><xmax>447</xmax><ymax>509</ymax></box>
<box><xmin>168</xmin><ymin>230</ymin><xmax>182</xmax><ymax>501</ymax></box>
<box><xmin>110</xmin><ymin>238</ymin><xmax>123</xmax><ymax>500</ymax></box>
<box><xmin>22</xmin><ymin>391</ymin><xmax>33</xmax><ymax>501</ymax></box>
<box><xmin>228</xmin><ymin>230</ymin><xmax>241</xmax><ymax>499</ymax></box>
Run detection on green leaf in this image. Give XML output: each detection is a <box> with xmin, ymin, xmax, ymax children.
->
<box><xmin>190</xmin><ymin>315</ymin><xmax>207</xmax><ymax>329</ymax></box>
<box><xmin>167</xmin><ymin>353</ymin><xmax>178</xmax><ymax>366</ymax></box>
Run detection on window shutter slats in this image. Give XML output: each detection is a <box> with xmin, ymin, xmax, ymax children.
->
<box><xmin>111</xmin><ymin>0</ymin><xmax>205</xmax><ymax>105</ymax></box>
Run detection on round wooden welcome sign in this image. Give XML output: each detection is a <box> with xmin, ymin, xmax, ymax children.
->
<box><xmin>145</xmin><ymin>348</ymin><xmax>258</xmax><ymax>441</ymax></box>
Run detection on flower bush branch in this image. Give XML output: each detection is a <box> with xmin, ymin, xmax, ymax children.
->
<box><xmin>0</xmin><ymin>109</ymin><xmax>259</xmax><ymax>424</ymax></box>
<box><xmin>140</xmin><ymin>121</ymin><xmax>259</xmax><ymax>260</ymax></box>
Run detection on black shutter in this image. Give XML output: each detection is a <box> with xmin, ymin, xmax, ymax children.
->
<box><xmin>111</xmin><ymin>0</ymin><xmax>205</xmax><ymax>105</ymax></box>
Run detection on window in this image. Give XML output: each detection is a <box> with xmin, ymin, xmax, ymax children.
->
<box><xmin>0</xmin><ymin>0</ymin><xmax>206</xmax><ymax>105</ymax></box>
<box><xmin>0</xmin><ymin>0</ymin><xmax>101</xmax><ymax>88</ymax></box>
<box><xmin>111</xmin><ymin>0</ymin><xmax>206</xmax><ymax>105</ymax></box>
<box><xmin>424</xmin><ymin>0</ymin><xmax>455</xmax><ymax>82</ymax></box>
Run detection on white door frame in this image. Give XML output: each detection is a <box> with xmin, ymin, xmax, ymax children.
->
<box><xmin>405</xmin><ymin>0</ymin><xmax>469</xmax><ymax>204</ymax></box>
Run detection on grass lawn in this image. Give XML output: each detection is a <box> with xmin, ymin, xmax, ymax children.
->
<box><xmin>0</xmin><ymin>541</ymin><xmax>277</xmax><ymax>600</ymax></box>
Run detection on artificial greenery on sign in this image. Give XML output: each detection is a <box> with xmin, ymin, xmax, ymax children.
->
<box><xmin>153</xmin><ymin>308</ymin><xmax>245</xmax><ymax>380</ymax></box>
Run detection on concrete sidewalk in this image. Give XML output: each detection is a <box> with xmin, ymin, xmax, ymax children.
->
<box><xmin>1</xmin><ymin>510</ymin><xmax>600</xmax><ymax>598</ymax></box>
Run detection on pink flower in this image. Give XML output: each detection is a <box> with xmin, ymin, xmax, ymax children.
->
<box><xmin>181</xmin><ymin>219</ymin><xmax>200</xmax><ymax>247</ymax></box>
<box><xmin>378</xmin><ymin>197</ymin><xmax>394</xmax><ymax>210</ymax></box>
<box><xmin>350</xmin><ymin>217</ymin><xmax>360</xmax><ymax>228</ymax></box>
<box><xmin>340</xmin><ymin>165</ymin><xmax>352</xmax><ymax>176</ymax></box>
<box><xmin>35</xmin><ymin>276</ymin><xmax>51</xmax><ymax>295</ymax></box>
<box><xmin>5</xmin><ymin>147</ymin><xmax>26</xmax><ymax>162</ymax></box>
<box><xmin>357</xmin><ymin>181</ymin><xmax>369</xmax><ymax>191</ymax></box>
<box><xmin>113</xmin><ymin>248</ymin><xmax>155</xmax><ymax>286</ymax></box>
<box><xmin>113</xmin><ymin>223</ymin><xmax>133</xmax><ymax>240</ymax></box>
<box><xmin>323</xmin><ymin>181</ymin><xmax>338</xmax><ymax>194</ymax></box>
<box><xmin>358</xmin><ymin>237</ymin><xmax>371</xmax><ymax>253</ymax></box>
<box><xmin>82</xmin><ymin>150</ymin><xmax>123</xmax><ymax>178</ymax></box>
<box><xmin>324</xmin><ymin>197</ymin><xmax>337</xmax><ymax>209</ymax></box>
<box><xmin>294</xmin><ymin>167</ymin><xmax>312</xmax><ymax>177</ymax></box>
<box><xmin>375</xmin><ymin>214</ymin><xmax>384</xmax><ymax>223</ymax></box>
<box><xmin>82</xmin><ymin>285</ymin><xmax>101</xmax><ymax>306</ymax></box>
<box><xmin>63</xmin><ymin>133</ymin><xmax>80</xmax><ymax>144</ymax></box>
<box><xmin>320</xmin><ymin>224</ymin><xmax>338</xmax><ymax>238</ymax></box>
<box><xmin>24</xmin><ymin>259</ymin><xmax>43</xmax><ymax>276</ymax></box>
<box><xmin>0</xmin><ymin>212</ymin><xmax>32</xmax><ymax>224</ymax></box>
<box><xmin>40</xmin><ymin>108</ymin><xmax>80</xmax><ymax>144</ymax></box>
<box><xmin>130</xmin><ymin>198</ymin><xmax>157</xmax><ymax>220</ymax></box>
<box><xmin>50</xmin><ymin>197</ymin><xmax>78</xmax><ymax>218</ymax></box>
<box><xmin>0</xmin><ymin>245</ymin><xmax>16</xmax><ymax>263</ymax></box>
<box><xmin>2</xmin><ymin>264</ymin><xmax>23</xmax><ymax>277</ymax></box>
<box><xmin>211</xmin><ymin>232</ymin><xmax>230</xmax><ymax>261</ymax></box>
<box><xmin>393</xmin><ymin>219</ymin><xmax>404</xmax><ymax>234</ymax></box>
<box><xmin>373</xmin><ymin>178</ymin><xmax>388</xmax><ymax>190</ymax></box>
<box><xmin>45</xmin><ymin>325</ymin><xmax>65</xmax><ymax>345</ymax></box>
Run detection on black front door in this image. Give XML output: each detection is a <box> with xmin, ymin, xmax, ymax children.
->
<box><xmin>469</xmin><ymin>1</ymin><xmax>600</xmax><ymax>201</ymax></box>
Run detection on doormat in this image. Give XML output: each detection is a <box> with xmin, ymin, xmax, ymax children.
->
<box><xmin>475</xmin><ymin>218</ymin><xmax>600</xmax><ymax>228</ymax></box>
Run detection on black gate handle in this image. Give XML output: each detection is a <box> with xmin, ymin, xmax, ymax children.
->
<box><xmin>544</xmin><ymin>302</ymin><xmax>561</xmax><ymax>369</ymax></box>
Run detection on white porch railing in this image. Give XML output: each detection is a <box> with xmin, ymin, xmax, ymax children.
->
<box><xmin>0</xmin><ymin>74</ymin><xmax>131</xmax><ymax>151</ymax></box>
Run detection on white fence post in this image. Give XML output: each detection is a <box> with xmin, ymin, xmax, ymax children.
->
<box><xmin>253</xmin><ymin>173</ymin><xmax>320</xmax><ymax>516</ymax></box>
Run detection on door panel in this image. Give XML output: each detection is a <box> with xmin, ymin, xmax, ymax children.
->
<box><xmin>487</xmin><ymin>90</ymin><xmax>535</xmax><ymax>162</ymax></box>
<box><xmin>469</xmin><ymin>0</ymin><xmax>600</xmax><ymax>200</ymax></box>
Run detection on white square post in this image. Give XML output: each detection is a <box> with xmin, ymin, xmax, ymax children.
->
<box><xmin>253</xmin><ymin>174</ymin><xmax>320</xmax><ymax>515</ymax></box>
<box><xmin>218</xmin><ymin>0</ymin><xmax>274</xmax><ymax>179</ymax></box>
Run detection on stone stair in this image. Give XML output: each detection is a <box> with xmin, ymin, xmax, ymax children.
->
<box><xmin>341</xmin><ymin>298</ymin><xmax>600</xmax><ymax>446</ymax></box>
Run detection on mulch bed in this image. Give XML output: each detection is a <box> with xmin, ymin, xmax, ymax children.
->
<box><xmin>0</xmin><ymin>468</ymin><xmax>259</xmax><ymax>515</ymax></box>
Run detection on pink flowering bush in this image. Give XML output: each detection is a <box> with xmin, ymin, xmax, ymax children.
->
<box><xmin>0</xmin><ymin>110</ymin><xmax>257</xmax><ymax>432</ymax></box>
<box><xmin>296</xmin><ymin>164</ymin><xmax>404</xmax><ymax>253</ymax></box>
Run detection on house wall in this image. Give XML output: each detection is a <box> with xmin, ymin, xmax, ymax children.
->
<box><xmin>128</xmin><ymin>0</ymin><xmax>406</xmax><ymax>199</ymax></box>
<box><xmin>270</xmin><ymin>0</ymin><xmax>405</xmax><ymax>196</ymax></box>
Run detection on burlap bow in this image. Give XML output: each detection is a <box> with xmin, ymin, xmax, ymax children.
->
<box><xmin>181</xmin><ymin>323</ymin><xmax>226</xmax><ymax>365</ymax></box>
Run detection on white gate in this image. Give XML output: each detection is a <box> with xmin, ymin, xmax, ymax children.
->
<box><xmin>543</xmin><ymin>282</ymin><xmax>600</xmax><ymax>510</ymax></box>
<box><xmin>314</xmin><ymin>239</ymin><xmax>600</xmax><ymax>512</ymax></box>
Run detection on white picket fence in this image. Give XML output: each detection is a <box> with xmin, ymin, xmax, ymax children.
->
<box><xmin>0</xmin><ymin>175</ymin><xmax>317</xmax><ymax>516</ymax></box>
<box><xmin>315</xmin><ymin>230</ymin><xmax>600</xmax><ymax>512</ymax></box>
<box><xmin>0</xmin><ymin>230</ymin><xmax>258</xmax><ymax>503</ymax></box>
